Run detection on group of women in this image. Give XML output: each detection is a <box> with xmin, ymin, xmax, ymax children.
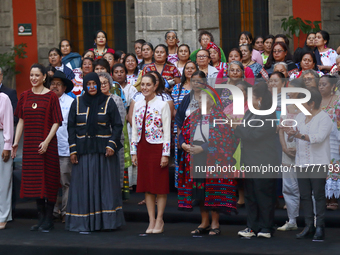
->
<box><xmin>6</xmin><ymin>28</ymin><xmax>340</xmax><ymax>242</ymax></box>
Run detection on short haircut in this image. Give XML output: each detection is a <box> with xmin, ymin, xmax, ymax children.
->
<box><xmin>97</xmin><ymin>72</ymin><xmax>113</xmax><ymax>89</ymax></box>
<box><xmin>93</xmin><ymin>58</ymin><xmax>110</xmax><ymax>73</ymax></box>
<box><xmin>273</xmin><ymin>62</ymin><xmax>288</xmax><ymax>71</ymax></box>
<box><xmin>198</xmin><ymin>30</ymin><xmax>214</xmax><ymax>43</ymax></box>
<box><xmin>301</xmin><ymin>69</ymin><xmax>319</xmax><ymax>79</ymax></box>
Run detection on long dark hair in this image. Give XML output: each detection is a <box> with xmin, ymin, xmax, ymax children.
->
<box><xmin>299</xmin><ymin>51</ymin><xmax>318</xmax><ymax>71</ymax></box>
<box><xmin>139</xmin><ymin>42</ymin><xmax>155</xmax><ymax>67</ymax></box>
<box><xmin>177</xmin><ymin>44</ymin><xmax>191</xmax><ymax>55</ymax></box>
<box><xmin>93</xmin><ymin>30</ymin><xmax>109</xmax><ymax>48</ymax></box>
<box><xmin>238</xmin><ymin>31</ymin><xmax>253</xmax><ymax>44</ymax></box>
<box><xmin>149</xmin><ymin>71</ymin><xmax>166</xmax><ymax>99</ymax></box>
<box><xmin>178</xmin><ymin>61</ymin><xmax>198</xmax><ymax>100</ymax></box>
<box><xmin>154</xmin><ymin>44</ymin><xmax>172</xmax><ymax>65</ymax></box>
<box><xmin>123</xmin><ymin>53</ymin><xmax>139</xmax><ymax>76</ymax></box>
<box><xmin>265</xmin><ymin>42</ymin><xmax>293</xmax><ymax>69</ymax></box>
<box><xmin>253</xmin><ymin>35</ymin><xmax>264</xmax><ymax>47</ymax></box>
<box><xmin>228</xmin><ymin>48</ymin><xmax>243</xmax><ymax>62</ymax></box>
<box><xmin>304</xmin><ymin>32</ymin><xmax>316</xmax><ymax>50</ymax></box>
<box><xmin>274</xmin><ymin>34</ymin><xmax>290</xmax><ymax>47</ymax></box>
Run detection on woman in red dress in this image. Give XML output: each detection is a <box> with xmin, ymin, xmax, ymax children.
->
<box><xmin>131</xmin><ymin>74</ymin><xmax>171</xmax><ymax>234</ymax></box>
<box><xmin>88</xmin><ymin>30</ymin><xmax>115</xmax><ymax>60</ymax></box>
<box><xmin>12</xmin><ymin>63</ymin><xmax>63</xmax><ymax>232</ymax></box>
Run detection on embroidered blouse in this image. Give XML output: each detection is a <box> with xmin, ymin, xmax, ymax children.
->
<box><xmin>142</xmin><ymin>63</ymin><xmax>181</xmax><ymax>81</ymax></box>
<box><xmin>131</xmin><ymin>96</ymin><xmax>171</xmax><ymax>156</ymax></box>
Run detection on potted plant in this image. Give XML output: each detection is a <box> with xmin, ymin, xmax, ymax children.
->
<box><xmin>281</xmin><ymin>16</ymin><xmax>321</xmax><ymax>47</ymax></box>
<box><xmin>0</xmin><ymin>43</ymin><xmax>27</xmax><ymax>87</ymax></box>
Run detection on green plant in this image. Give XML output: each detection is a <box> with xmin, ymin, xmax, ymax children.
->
<box><xmin>281</xmin><ymin>16</ymin><xmax>321</xmax><ymax>46</ymax></box>
<box><xmin>0</xmin><ymin>43</ymin><xmax>27</xmax><ymax>79</ymax></box>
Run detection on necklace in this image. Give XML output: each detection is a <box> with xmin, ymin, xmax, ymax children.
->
<box><xmin>32</xmin><ymin>86</ymin><xmax>45</xmax><ymax>109</ymax></box>
<box><xmin>243</xmin><ymin>59</ymin><xmax>252</xmax><ymax>66</ymax></box>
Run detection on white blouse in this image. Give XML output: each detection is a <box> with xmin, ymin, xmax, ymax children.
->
<box><xmin>295</xmin><ymin>111</ymin><xmax>333</xmax><ymax>166</ymax></box>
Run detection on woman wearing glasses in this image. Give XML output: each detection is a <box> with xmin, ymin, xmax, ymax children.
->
<box><xmin>165</xmin><ymin>31</ymin><xmax>179</xmax><ymax>64</ymax></box>
<box><xmin>257</xmin><ymin>42</ymin><xmax>298</xmax><ymax>82</ymax></box>
<box><xmin>196</xmin><ymin>49</ymin><xmax>219</xmax><ymax>80</ymax></box>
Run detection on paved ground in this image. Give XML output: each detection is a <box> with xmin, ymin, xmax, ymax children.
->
<box><xmin>1</xmin><ymin>219</ymin><xmax>339</xmax><ymax>255</ymax></box>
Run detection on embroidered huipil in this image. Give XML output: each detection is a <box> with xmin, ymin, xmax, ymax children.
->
<box><xmin>131</xmin><ymin>96</ymin><xmax>171</xmax><ymax>156</ymax></box>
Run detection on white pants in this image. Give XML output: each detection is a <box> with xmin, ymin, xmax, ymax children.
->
<box><xmin>0</xmin><ymin>130</ymin><xmax>13</xmax><ymax>222</ymax></box>
<box><xmin>282</xmin><ymin>165</ymin><xmax>300</xmax><ymax>221</ymax></box>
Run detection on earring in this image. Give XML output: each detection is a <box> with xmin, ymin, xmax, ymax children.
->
<box><xmin>258</xmin><ymin>101</ymin><xmax>261</xmax><ymax>108</ymax></box>
<box><xmin>325</xmin><ymin>44</ymin><xmax>327</xmax><ymax>49</ymax></box>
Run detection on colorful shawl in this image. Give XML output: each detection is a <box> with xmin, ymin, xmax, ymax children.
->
<box><xmin>178</xmin><ymin>106</ymin><xmax>238</xmax><ymax>214</ymax></box>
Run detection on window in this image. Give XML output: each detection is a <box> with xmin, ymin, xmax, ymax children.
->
<box><xmin>62</xmin><ymin>0</ymin><xmax>127</xmax><ymax>55</ymax></box>
<box><xmin>219</xmin><ymin>0</ymin><xmax>269</xmax><ymax>55</ymax></box>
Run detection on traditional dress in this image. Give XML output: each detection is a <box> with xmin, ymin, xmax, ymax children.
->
<box><xmin>322</xmin><ymin>98</ymin><xmax>340</xmax><ymax>199</ymax></box>
<box><xmin>142</xmin><ymin>63</ymin><xmax>181</xmax><ymax>81</ymax></box>
<box><xmin>177</xmin><ymin>106</ymin><xmax>238</xmax><ymax>214</ymax></box>
<box><xmin>172</xmin><ymin>83</ymin><xmax>191</xmax><ymax>188</ymax></box>
<box><xmin>131</xmin><ymin>96</ymin><xmax>171</xmax><ymax>194</ymax></box>
<box><xmin>88</xmin><ymin>47</ymin><xmax>115</xmax><ymax>60</ymax></box>
<box><xmin>66</xmin><ymin>73</ymin><xmax>125</xmax><ymax>232</ymax></box>
<box><xmin>168</xmin><ymin>53</ymin><xmax>179</xmax><ymax>64</ymax></box>
<box><xmin>15</xmin><ymin>90</ymin><xmax>63</xmax><ymax>202</ymax></box>
<box><xmin>247</xmin><ymin>62</ymin><xmax>262</xmax><ymax>77</ymax></box>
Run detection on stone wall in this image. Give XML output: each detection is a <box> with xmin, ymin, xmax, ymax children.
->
<box><xmin>268</xmin><ymin>0</ymin><xmax>293</xmax><ymax>50</ymax></box>
<box><xmin>135</xmin><ymin>0</ymin><xmax>220</xmax><ymax>52</ymax></box>
<box><xmin>35</xmin><ymin>0</ymin><xmax>62</xmax><ymax>65</ymax></box>
<box><xmin>0</xmin><ymin>0</ymin><xmax>14</xmax><ymax>54</ymax></box>
<box><xmin>0</xmin><ymin>0</ymin><xmax>14</xmax><ymax>87</ymax></box>
<box><xmin>321</xmin><ymin>0</ymin><xmax>340</xmax><ymax>50</ymax></box>
<box><xmin>126</xmin><ymin>0</ymin><xmax>136</xmax><ymax>53</ymax></box>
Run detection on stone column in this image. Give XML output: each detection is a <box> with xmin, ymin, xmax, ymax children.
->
<box><xmin>321</xmin><ymin>0</ymin><xmax>340</xmax><ymax>50</ymax></box>
<box><xmin>0</xmin><ymin>0</ymin><xmax>14</xmax><ymax>54</ymax></box>
<box><xmin>35</xmin><ymin>0</ymin><xmax>62</xmax><ymax>65</ymax></box>
<box><xmin>126</xmin><ymin>0</ymin><xmax>136</xmax><ymax>52</ymax></box>
<box><xmin>268</xmin><ymin>0</ymin><xmax>293</xmax><ymax>50</ymax></box>
<box><xmin>0</xmin><ymin>0</ymin><xmax>14</xmax><ymax>87</ymax></box>
<box><xmin>135</xmin><ymin>0</ymin><xmax>220</xmax><ymax>52</ymax></box>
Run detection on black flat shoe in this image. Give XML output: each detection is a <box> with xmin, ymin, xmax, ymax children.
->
<box><xmin>296</xmin><ymin>226</ymin><xmax>315</xmax><ymax>239</ymax></box>
<box><xmin>237</xmin><ymin>203</ymin><xmax>245</xmax><ymax>208</ymax></box>
<box><xmin>312</xmin><ymin>226</ymin><xmax>325</xmax><ymax>242</ymax></box>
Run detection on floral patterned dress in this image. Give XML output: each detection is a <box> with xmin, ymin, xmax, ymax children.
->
<box><xmin>323</xmin><ymin>96</ymin><xmax>340</xmax><ymax>198</ymax></box>
<box><xmin>320</xmin><ymin>49</ymin><xmax>337</xmax><ymax>68</ymax></box>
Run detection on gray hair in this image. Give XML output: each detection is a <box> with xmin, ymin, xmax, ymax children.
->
<box><xmin>165</xmin><ymin>30</ymin><xmax>177</xmax><ymax>40</ymax></box>
<box><xmin>228</xmin><ymin>61</ymin><xmax>245</xmax><ymax>78</ymax></box>
<box><xmin>301</xmin><ymin>69</ymin><xmax>319</xmax><ymax>79</ymax></box>
<box><xmin>97</xmin><ymin>72</ymin><xmax>113</xmax><ymax>89</ymax></box>
<box><xmin>273</xmin><ymin>62</ymin><xmax>288</xmax><ymax>71</ymax></box>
